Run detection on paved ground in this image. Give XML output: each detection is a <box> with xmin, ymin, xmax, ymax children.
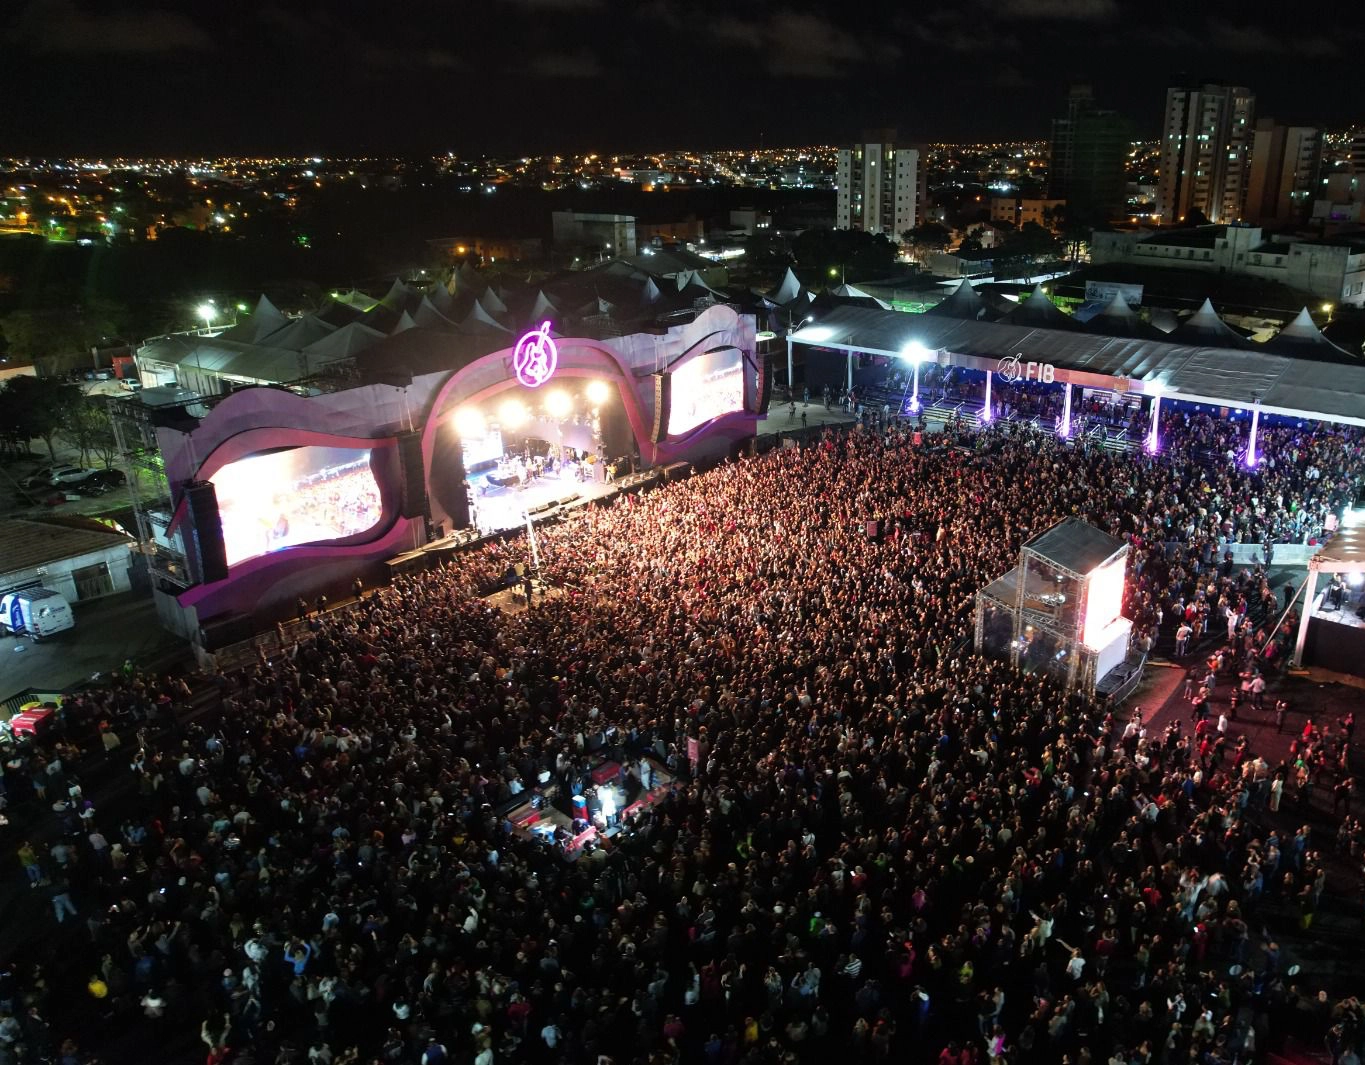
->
<box><xmin>0</xmin><ymin>589</ymin><xmax>188</xmax><ymax>698</ymax></box>
<box><xmin>1137</xmin><ymin>643</ymin><xmax>1365</xmax><ymax>995</ymax></box>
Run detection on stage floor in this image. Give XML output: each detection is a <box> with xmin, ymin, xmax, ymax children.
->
<box><xmin>1311</xmin><ymin>600</ymin><xmax>1365</xmax><ymax>630</ymax></box>
<box><xmin>468</xmin><ymin>466</ymin><xmax>614</xmax><ymax>534</ymax></box>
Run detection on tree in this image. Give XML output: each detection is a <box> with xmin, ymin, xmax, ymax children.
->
<box><xmin>1049</xmin><ymin>205</ymin><xmax>1092</xmax><ymax>264</ymax></box>
<box><xmin>957</xmin><ymin>231</ymin><xmax>985</xmax><ymax>256</ymax></box>
<box><xmin>0</xmin><ymin>375</ymin><xmax>86</xmax><ymax>460</ymax></box>
<box><xmin>791</xmin><ymin>228</ymin><xmax>897</xmax><ymax>285</ymax></box>
<box><xmin>0</xmin><ymin>301</ymin><xmax>121</xmax><ymax>362</ymax></box>
<box><xmin>999</xmin><ymin>221</ymin><xmax>1061</xmax><ymax>261</ymax></box>
<box><xmin>902</xmin><ymin>222</ymin><xmax>952</xmax><ymax>265</ymax></box>
<box><xmin>58</xmin><ymin>396</ymin><xmax>120</xmax><ymax>468</ymax></box>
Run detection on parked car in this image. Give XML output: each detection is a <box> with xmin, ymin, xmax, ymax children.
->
<box><xmin>79</xmin><ymin>469</ymin><xmax>128</xmax><ymax>493</ymax></box>
<box><xmin>19</xmin><ymin>468</ymin><xmax>58</xmax><ymax>490</ymax></box>
<box><xmin>48</xmin><ymin>465</ymin><xmax>96</xmax><ymax>485</ymax></box>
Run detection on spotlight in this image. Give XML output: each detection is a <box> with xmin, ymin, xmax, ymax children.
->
<box><xmin>498</xmin><ymin>398</ymin><xmax>528</xmax><ymax>429</ymax></box>
<box><xmin>544</xmin><ymin>390</ymin><xmax>571</xmax><ymax>419</ymax></box>
<box><xmin>452</xmin><ymin>407</ymin><xmax>485</xmax><ymax>438</ymax></box>
<box><xmin>585</xmin><ymin>380</ymin><xmax>610</xmax><ymax>406</ymax></box>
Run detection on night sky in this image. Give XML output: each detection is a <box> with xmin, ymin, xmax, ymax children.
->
<box><xmin>1</xmin><ymin>0</ymin><xmax>1358</xmax><ymax>155</ymax></box>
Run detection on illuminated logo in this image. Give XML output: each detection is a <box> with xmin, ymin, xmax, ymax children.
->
<box><xmin>996</xmin><ymin>354</ymin><xmax>1055</xmax><ymax>385</ymax></box>
<box><xmin>513</xmin><ymin>321</ymin><xmax>558</xmax><ymax>389</ymax></box>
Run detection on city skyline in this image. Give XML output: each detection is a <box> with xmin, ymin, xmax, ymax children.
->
<box><xmin>1</xmin><ymin>0</ymin><xmax>1360</xmax><ymax>156</ymax></box>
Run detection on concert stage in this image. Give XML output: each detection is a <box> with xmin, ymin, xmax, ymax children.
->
<box><xmin>1296</xmin><ymin>507</ymin><xmax>1365</xmax><ymax>679</ymax></box>
<box><xmin>468</xmin><ymin>463</ymin><xmax>616</xmax><ymax>535</ymax></box>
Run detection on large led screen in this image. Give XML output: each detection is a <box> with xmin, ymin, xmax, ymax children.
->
<box><xmin>211</xmin><ymin>445</ymin><xmax>383</xmax><ymax>567</ymax></box>
<box><xmin>1082</xmin><ymin>557</ymin><xmax>1126</xmax><ymax>648</ymax></box>
<box><xmin>462</xmin><ymin>426</ymin><xmax>504</xmax><ymax>470</ymax></box>
<box><xmin>668</xmin><ymin>348</ymin><xmax>745</xmax><ymax>437</ymax></box>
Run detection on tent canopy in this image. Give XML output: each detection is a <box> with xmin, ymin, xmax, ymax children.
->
<box><xmin>789</xmin><ymin>304</ymin><xmax>1365</xmax><ymax>427</ymax></box>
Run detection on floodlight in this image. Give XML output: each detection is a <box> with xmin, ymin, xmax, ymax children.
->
<box><xmin>498</xmin><ymin>398</ymin><xmax>529</xmax><ymax>429</ymax></box>
<box><xmin>544</xmin><ymin>390</ymin><xmax>571</xmax><ymax>418</ymax></box>
<box><xmin>453</xmin><ymin>407</ymin><xmax>485</xmax><ymax>438</ymax></box>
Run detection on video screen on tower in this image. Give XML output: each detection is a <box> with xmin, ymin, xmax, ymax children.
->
<box><xmin>1082</xmin><ymin>556</ymin><xmax>1126</xmax><ymax>648</ymax></box>
<box><xmin>668</xmin><ymin>348</ymin><xmax>745</xmax><ymax>436</ymax></box>
<box><xmin>210</xmin><ymin>445</ymin><xmax>383</xmax><ymax>567</ymax></box>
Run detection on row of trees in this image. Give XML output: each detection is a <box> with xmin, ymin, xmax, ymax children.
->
<box><xmin>0</xmin><ymin>375</ymin><xmax>119</xmax><ymax>467</ymax></box>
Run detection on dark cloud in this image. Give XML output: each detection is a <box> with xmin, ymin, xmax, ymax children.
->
<box><xmin>502</xmin><ymin>0</ymin><xmax>604</xmax><ymax>8</ymax></box>
<box><xmin>1205</xmin><ymin>18</ymin><xmax>1338</xmax><ymax>57</ymax></box>
<box><xmin>527</xmin><ymin>50</ymin><xmax>603</xmax><ymax>78</ymax></box>
<box><xmin>0</xmin><ymin>0</ymin><xmax>1354</xmax><ymax>153</ymax></box>
<box><xmin>19</xmin><ymin>0</ymin><xmax>211</xmax><ymax>54</ymax></box>
<box><xmin>981</xmin><ymin>0</ymin><xmax>1119</xmax><ymax>20</ymax></box>
<box><xmin>713</xmin><ymin>12</ymin><xmax>895</xmax><ymax>79</ymax></box>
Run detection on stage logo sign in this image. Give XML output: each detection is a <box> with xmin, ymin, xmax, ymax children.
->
<box><xmin>513</xmin><ymin>321</ymin><xmax>558</xmax><ymax>388</ymax></box>
<box><xmin>997</xmin><ymin>353</ymin><xmax>1054</xmax><ymax>384</ymax></box>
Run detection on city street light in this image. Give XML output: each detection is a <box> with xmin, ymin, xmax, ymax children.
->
<box><xmin>197</xmin><ymin>302</ymin><xmax>215</xmax><ymax>332</ymax></box>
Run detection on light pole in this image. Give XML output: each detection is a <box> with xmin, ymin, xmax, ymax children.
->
<box><xmin>197</xmin><ymin>301</ymin><xmax>216</xmax><ymax>334</ymax></box>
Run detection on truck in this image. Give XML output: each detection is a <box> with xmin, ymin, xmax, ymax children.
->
<box><xmin>0</xmin><ymin>589</ymin><xmax>75</xmax><ymax>640</ymax></box>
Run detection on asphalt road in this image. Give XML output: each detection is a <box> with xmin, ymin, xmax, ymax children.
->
<box><xmin>0</xmin><ymin>589</ymin><xmax>188</xmax><ymax>698</ymax></box>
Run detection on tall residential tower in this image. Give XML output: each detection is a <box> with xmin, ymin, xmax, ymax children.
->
<box><xmin>836</xmin><ymin>130</ymin><xmax>919</xmax><ymax>237</ymax></box>
<box><xmin>1157</xmin><ymin>84</ymin><xmax>1256</xmax><ymax>224</ymax></box>
<box><xmin>1048</xmin><ymin>85</ymin><xmax>1130</xmax><ymax>223</ymax></box>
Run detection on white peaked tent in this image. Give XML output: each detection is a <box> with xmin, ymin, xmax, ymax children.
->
<box><xmin>379</xmin><ymin>278</ymin><xmax>420</xmax><ymax>308</ymax></box>
<box><xmin>768</xmin><ymin>267</ymin><xmax>803</xmax><ymax>306</ymax></box>
<box><xmin>1083</xmin><ymin>290</ymin><xmax>1165</xmax><ymax>339</ymax></box>
<box><xmin>1261</xmin><ymin>307</ymin><xmax>1356</xmax><ymax>361</ymax></box>
<box><xmin>426</xmin><ymin>280</ymin><xmax>455</xmax><ymax>314</ymax></box>
<box><xmin>478</xmin><ymin>287</ymin><xmax>509</xmax><ymax>318</ymax></box>
<box><xmin>259</xmin><ymin>314</ymin><xmax>337</xmax><ymax>351</ymax></box>
<box><xmin>302</xmin><ymin>321</ymin><xmax>387</xmax><ymax>359</ymax></box>
<box><xmin>459</xmin><ymin>300</ymin><xmax>512</xmax><ymax>334</ymax></box>
<box><xmin>528</xmin><ymin>290</ymin><xmax>561</xmax><ymax>321</ymax></box>
<box><xmin>1166</xmin><ymin>298</ymin><xmax>1253</xmax><ymax>349</ymax></box>
<box><xmin>925</xmin><ymin>278</ymin><xmax>991</xmax><ymax>321</ymax></box>
<box><xmin>1002</xmin><ymin>285</ymin><xmax>1083</xmax><ymax>332</ymax></box>
<box><xmin>412</xmin><ymin>296</ymin><xmax>460</xmax><ymax>331</ymax></box>
<box><xmin>220</xmin><ymin>294</ymin><xmax>289</xmax><ymax>344</ymax></box>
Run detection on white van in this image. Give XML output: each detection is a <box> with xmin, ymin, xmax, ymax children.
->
<box><xmin>0</xmin><ymin>589</ymin><xmax>75</xmax><ymax>640</ymax></box>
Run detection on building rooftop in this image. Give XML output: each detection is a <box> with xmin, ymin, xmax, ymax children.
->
<box><xmin>1136</xmin><ymin>225</ymin><xmax>1227</xmax><ymax>249</ymax></box>
<box><xmin>0</xmin><ymin>517</ymin><xmax>132</xmax><ymax>576</ymax></box>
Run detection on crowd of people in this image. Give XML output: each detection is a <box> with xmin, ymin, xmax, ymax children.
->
<box><xmin>3</xmin><ymin>409</ymin><xmax>1365</xmax><ymax>1065</ymax></box>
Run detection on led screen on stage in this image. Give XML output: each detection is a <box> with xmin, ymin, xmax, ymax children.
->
<box><xmin>1082</xmin><ymin>557</ymin><xmax>1126</xmax><ymax>648</ymax></box>
<box><xmin>462</xmin><ymin>427</ymin><xmax>504</xmax><ymax>470</ymax></box>
<box><xmin>210</xmin><ymin>445</ymin><xmax>383</xmax><ymax>567</ymax></box>
<box><xmin>668</xmin><ymin>348</ymin><xmax>744</xmax><ymax>436</ymax></box>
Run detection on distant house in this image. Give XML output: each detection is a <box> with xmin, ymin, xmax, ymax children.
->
<box><xmin>925</xmin><ymin>246</ymin><xmax>998</xmax><ymax>279</ymax></box>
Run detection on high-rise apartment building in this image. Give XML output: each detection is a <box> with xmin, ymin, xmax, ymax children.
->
<box><xmin>1350</xmin><ymin>128</ymin><xmax>1365</xmax><ymax>174</ymax></box>
<box><xmin>1048</xmin><ymin>85</ymin><xmax>1130</xmax><ymax>223</ymax></box>
<box><xmin>1157</xmin><ymin>84</ymin><xmax>1256</xmax><ymax>224</ymax></box>
<box><xmin>836</xmin><ymin>130</ymin><xmax>919</xmax><ymax>237</ymax></box>
<box><xmin>1245</xmin><ymin>120</ymin><xmax>1322</xmax><ymax>224</ymax></box>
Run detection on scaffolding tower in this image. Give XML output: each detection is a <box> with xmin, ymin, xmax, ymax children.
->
<box><xmin>108</xmin><ymin>395</ymin><xmax>197</xmax><ymax>595</ymax></box>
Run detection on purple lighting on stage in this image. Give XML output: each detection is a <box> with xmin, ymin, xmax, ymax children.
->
<box><xmin>513</xmin><ymin>321</ymin><xmax>558</xmax><ymax>388</ymax></box>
